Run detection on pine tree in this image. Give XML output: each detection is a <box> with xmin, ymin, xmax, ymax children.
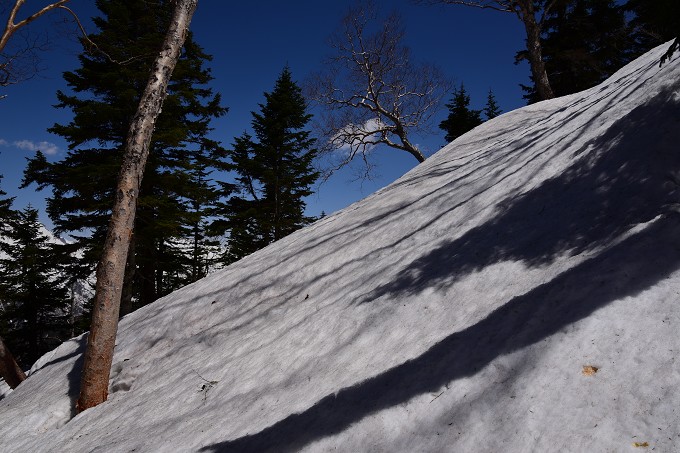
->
<box><xmin>439</xmin><ymin>83</ymin><xmax>483</xmax><ymax>143</ymax></box>
<box><xmin>0</xmin><ymin>207</ymin><xmax>70</xmax><ymax>368</ymax></box>
<box><xmin>0</xmin><ymin>175</ymin><xmax>15</xmax><ymax>233</ymax></box>
<box><xmin>483</xmin><ymin>89</ymin><xmax>502</xmax><ymax>120</ymax></box>
<box><xmin>519</xmin><ymin>0</ymin><xmax>634</xmax><ymax>102</ymax></box>
<box><xmin>625</xmin><ymin>0</ymin><xmax>680</xmax><ymax>64</ymax></box>
<box><xmin>21</xmin><ymin>0</ymin><xmax>226</xmax><ymax>312</ymax></box>
<box><xmin>625</xmin><ymin>0</ymin><xmax>680</xmax><ymax>46</ymax></box>
<box><xmin>216</xmin><ymin>67</ymin><xmax>319</xmax><ymax>264</ymax></box>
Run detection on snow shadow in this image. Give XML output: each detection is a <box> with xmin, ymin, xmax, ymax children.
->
<box><xmin>199</xmin><ymin>214</ymin><xmax>680</xmax><ymax>453</ymax></box>
<box><xmin>32</xmin><ymin>335</ymin><xmax>87</xmax><ymax>419</ymax></box>
<box><xmin>362</xmin><ymin>85</ymin><xmax>680</xmax><ymax>301</ymax></box>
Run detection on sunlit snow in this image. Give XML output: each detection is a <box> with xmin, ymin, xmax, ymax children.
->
<box><xmin>1</xmin><ymin>42</ymin><xmax>679</xmax><ymax>452</ymax></box>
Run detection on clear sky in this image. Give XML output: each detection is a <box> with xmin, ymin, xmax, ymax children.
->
<box><xmin>0</xmin><ymin>0</ymin><xmax>529</xmax><ymax>230</ymax></box>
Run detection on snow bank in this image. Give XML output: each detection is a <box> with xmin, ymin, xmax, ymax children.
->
<box><xmin>1</xmin><ymin>42</ymin><xmax>679</xmax><ymax>452</ymax></box>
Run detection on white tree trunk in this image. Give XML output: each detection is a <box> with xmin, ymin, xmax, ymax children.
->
<box><xmin>76</xmin><ymin>0</ymin><xmax>198</xmax><ymax>413</ymax></box>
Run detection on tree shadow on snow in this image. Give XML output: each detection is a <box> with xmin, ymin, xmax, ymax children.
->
<box><xmin>31</xmin><ymin>335</ymin><xmax>87</xmax><ymax>419</ymax></box>
<box><xmin>199</xmin><ymin>86</ymin><xmax>680</xmax><ymax>451</ymax></box>
<box><xmin>200</xmin><ymin>214</ymin><xmax>680</xmax><ymax>453</ymax></box>
<box><xmin>360</xmin><ymin>84</ymin><xmax>680</xmax><ymax>301</ymax></box>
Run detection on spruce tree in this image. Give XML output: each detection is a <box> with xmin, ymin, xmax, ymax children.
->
<box><xmin>625</xmin><ymin>0</ymin><xmax>680</xmax><ymax>64</ymax></box>
<box><xmin>0</xmin><ymin>207</ymin><xmax>70</xmax><ymax>368</ymax></box>
<box><xmin>216</xmin><ymin>67</ymin><xmax>319</xmax><ymax>264</ymax></box>
<box><xmin>519</xmin><ymin>0</ymin><xmax>634</xmax><ymax>102</ymax></box>
<box><xmin>0</xmin><ymin>175</ymin><xmax>14</xmax><ymax>233</ymax></box>
<box><xmin>21</xmin><ymin>0</ymin><xmax>226</xmax><ymax>312</ymax></box>
<box><xmin>483</xmin><ymin>89</ymin><xmax>502</xmax><ymax>120</ymax></box>
<box><xmin>439</xmin><ymin>83</ymin><xmax>483</xmax><ymax>143</ymax></box>
<box><xmin>625</xmin><ymin>0</ymin><xmax>680</xmax><ymax>47</ymax></box>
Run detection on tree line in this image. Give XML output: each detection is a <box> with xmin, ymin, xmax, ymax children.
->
<box><xmin>0</xmin><ymin>0</ymin><xmax>319</xmax><ymax>386</ymax></box>
<box><xmin>0</xmin><ymin>0</ymin><xmax>677</xmax><ymax>409</ymax></box>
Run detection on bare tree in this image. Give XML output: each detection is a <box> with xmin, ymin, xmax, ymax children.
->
<box><xmin>76</xmin><ymin>0</ymin><xmax>198</xmax><ymax>413</ymax></box>
<box><xmin>416</xmin><ymin>0</ymin><xmax>557</xmax><ymax>101</ymax></box>
<box><xmin>0</xmin><ymin>1</ymin><xmax>71</xmax><ymax>91</ymax></box>
<box><xmin>0</xmin><ymin>335</ymin><xmax>26</xmax><ymax>389</ymax></box>
<box><xmin>307</xmin><ymin>2</ymin><xmax>450</xmax><ymax>176</ymax></box>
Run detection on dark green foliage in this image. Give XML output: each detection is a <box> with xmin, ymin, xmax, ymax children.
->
<box><xmin>625</xmin><ymin>0</ymin><xmax>680</xmax><ymax>45</ymax></box>
<box><xmin>216</xmin><ymin>67</ymin><xmax>319</xmax><ymax>264</ymax></box>
<box><xmin>0</xmin><ymin>207</ymin><xmax>71</xmax><ymax>368</ymax></box>
<box><xmin>21</xmin><ymin>0</ymin><xmax>226</xmax><ymax>311</ymax></box>
<box><xmin>483</xmin><ymin>89</ymin><xmax>502</xmax><ymax>120</ymax></box>
<box><xmin>439</xmin><ymin>83</ymin><xmax>483</xmax><ymax>143</ymax></box>
<box><xmin>625</xmin><ymin>0</ymin><xmax>680</xmax><ymax>65</ymax></box>
<box><xmin>519</xmin><ymin>0</ymin><xmax>635</xmax><ymax>103</ymax></box>
<box><xmin>0</xmin><ymin>175</ymin><xmax>15</xmax><ymax>234</ymax></box>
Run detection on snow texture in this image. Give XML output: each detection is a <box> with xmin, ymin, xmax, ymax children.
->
<box><xmin>1</xmin><ymin>43</ymin><xmax>680</xmax><ymax>452</ymax></box>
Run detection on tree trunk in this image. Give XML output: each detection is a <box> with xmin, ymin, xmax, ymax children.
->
<box><xmin>516</xmin><ymin>0</ymin><xmax>554</xmax><ymax>101</ymax></box>
<box><xmin>76</xmin><ymin>0</ymin><xmax>198</xmax><ymax>413</ymax></box>
<box><xmin>0</xmin><ymin>335</ymin><xmax>26</xmax><ymax>389</ymax></box>
<box><xmin>119</xmin><ymin>233</ymin><xmax>136</xmax><ymax>317</ymax></box>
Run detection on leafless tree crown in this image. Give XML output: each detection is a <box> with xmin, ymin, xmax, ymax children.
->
<box><xmin>307</xmin><ymin>1</ymin><xmax>450</xmax><ymax>178</ymax></box>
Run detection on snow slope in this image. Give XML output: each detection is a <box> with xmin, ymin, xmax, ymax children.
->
<box><xmin>1</xmin><ymin>43</ymin><xmax>679</xmax><ymax>452</ymax></box>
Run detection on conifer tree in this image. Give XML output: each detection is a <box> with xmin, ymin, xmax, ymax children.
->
<box><xmin>483</xmin><ymin>89</ymin><xmax>502</xmax><ymax>120</ymax></box>
<box><xmin>439</xmin><ymin>83</ymin><xmax>483</xmax><ymax>143</ymax></box>
<box><xmin>625</xmin><ymin>0</ymin><xmax>680</xmax><ymax>64</ymax></box>
<box><xmin>21</xmin><ymin>0</ymin><xmax>226</xmax><ymax>312</ymax></box>
<box><xmin>0</xmin><ymin>207</ymin><xmax>70</xmax><ymax>368</ymax></box>
<box><xmin>0</xmin><ymin>177</ymin><xmax>26</xmax><ymax>389</ymax></box>
<box><xmin>216</xmin><ymin>68</ymin><xmax>319</xmax><ymax>264</ymax></box>
<box><xmin>625</xmin><ymin>0</ymin><xmax>679</xmax><ymax>46</ymax></box>
<box><xmin>0</xmin><ymin>175</ymin><xmax>14</xmax><ymax>231</ymax></box>
<box><xmin>519</xmin><ymin>0</ymin><xmax>633</xmax><ymax>102</ymax></box>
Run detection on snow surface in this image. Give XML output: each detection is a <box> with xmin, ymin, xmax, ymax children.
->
<box><xmin>1</xmin><ymin>43</ymin><xmax>680</xmax><ymax>452</ymax></box>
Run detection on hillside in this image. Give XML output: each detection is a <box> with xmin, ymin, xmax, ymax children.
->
<box><xmin>1</xmin><ymin>42</ymin><xmax>679</xmax><ymax>452</ymax></box>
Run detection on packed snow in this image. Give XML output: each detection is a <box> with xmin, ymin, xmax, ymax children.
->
<box><xmin>1</xmin><ymin>42</ymin><xmax>679</xmax><ymax>452</ymax></box>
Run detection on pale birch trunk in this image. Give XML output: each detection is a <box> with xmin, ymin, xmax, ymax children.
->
<box><xmin>76</xmin><ymin>0</ymin><xmax>198</xmax><ymax>413</ymax></box>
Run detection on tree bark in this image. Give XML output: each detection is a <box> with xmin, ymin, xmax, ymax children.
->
<box><xmin>0</xmin><ymin>335</ymin><xmax>26</xmax><ymax>389</ymax></box>
<box><xmin>76</xmin><ymin>0</ymin><xmax>198</xmax><ymax>413</ymax></box>
<box><xmin>119</xmin><ymin>233</ymin><xmax>136</xmax><ymax>317</ymax></box>
<box><xmin>515</xmin><ymin>0</ymin><xmax>554</xmax><ymax>101</ymax></box>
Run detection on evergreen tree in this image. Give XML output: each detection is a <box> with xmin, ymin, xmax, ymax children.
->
<box><xmin>21</xmin><ymin>0</ymin><xmax>226</xmax><ymax>312</ymax></box>
<box><xmin>483</xmin><ymin>89</ymin><xmax>502</xmax><ymax>120</ymax></box>
<box><xmin>0</xmin><ymin>207</ymin><xmax>70</xmax><ymax>368</ymax></box>
<box><xmin>439</xmin><ymin>83</ymin><xmax>483</xmax><ymax>143</ymax></box>
<box><xmin>216</xmin><ymin>67</ymin><xmax>319</xmax><ymax>264</ymax></box>
<box><xmin>625</xmin><ymin>0</ymin><xmax>680</xmax><ymax>64</ymax></box>
<box><xmin>0</xmin><ymin>175</ymin><xmax>15</xmax><ymax>233</ymax></box>
<box><xmin>625</xmin><ymin>0</ymin><xmax>680</xmax><ymax>46</ymax></box>
<box><xmin>519</xmin><ymin>0</ymin><xmax>634</xmax><ymax>102</ymax></box>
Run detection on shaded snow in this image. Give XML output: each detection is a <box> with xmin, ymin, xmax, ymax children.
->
<box><xmin>1</xmin><ymin>43</ymin><xmax>680</xmax><ymax>452</ymax></box>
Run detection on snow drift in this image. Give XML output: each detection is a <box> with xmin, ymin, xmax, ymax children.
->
<box><xmin>1</xmin><ymin>43</ymin><xmax>680</xmax><ymax>452</ymax></box>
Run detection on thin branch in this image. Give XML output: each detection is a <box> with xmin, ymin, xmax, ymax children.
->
<box><xmin>416</xmin><ymin>0</ymin><xmax>514</xmax><ymax>13</ymax></box>
<box><xmin>0</xmin><ymin>0</ymin><xmax>70</xmax><ymax>53</ymax></box>
<box><xmin>56</xmin><ymin>5</ymin><xmax>153</xmax><ymax>65</ymax></box>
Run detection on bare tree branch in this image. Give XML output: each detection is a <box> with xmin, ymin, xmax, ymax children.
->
<box><xmin>414</xmin><ymin>0</ymin><xmax>555</xmax><ymax>100</ymax></box>
<box><xmin>307</xmin><ymin>1</ymin><xmax>450</xmax><ymax>178</ymax></box>
<box><xmin>0</xmin><ymin>0</ymin><xmax>69</xmax><ymax>53</ymax></box>
<box><xmin>1</xmin><ymin>1</ymin><xmax>71</xmax><ymax>88</ymax></box>
<box><xmin>1</xmin><ymin>0</ymin><xmax>149</xmax><ymax>95</ymax></box>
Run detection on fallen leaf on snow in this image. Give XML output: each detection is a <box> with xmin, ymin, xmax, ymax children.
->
<box><xmin>582</xmin><ymin>365</ymin><xmax>599</xmax><ymax>376</ymax></box>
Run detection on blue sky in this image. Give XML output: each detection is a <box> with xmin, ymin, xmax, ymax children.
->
<box><xmin>0</xmin><ymin>0</ymin><xmax>529</xmax><ymax>230</ymax></box>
